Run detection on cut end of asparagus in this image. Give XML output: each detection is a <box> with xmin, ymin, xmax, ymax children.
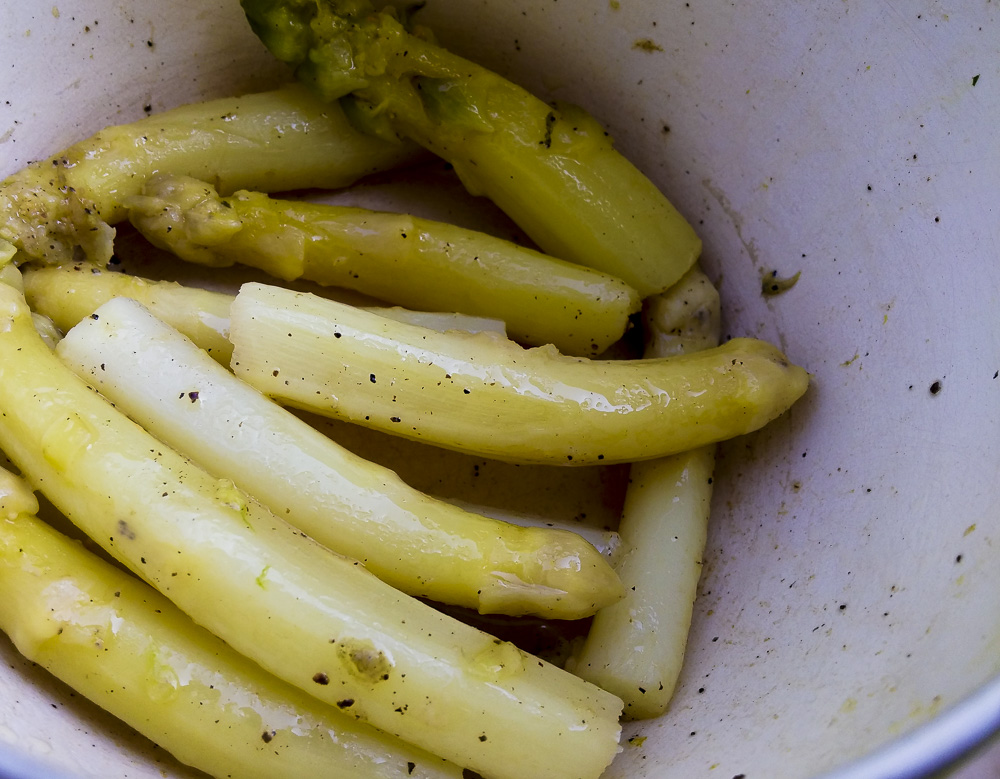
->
<box><xmin>479</xmin><ymin>527</ymin><xmax>626</xmax><ymax>619</ymax></box>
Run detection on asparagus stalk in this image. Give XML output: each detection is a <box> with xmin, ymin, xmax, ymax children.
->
<box><xmin>240</xmin><ymin>0</ymin><xmax>701</xmax><ymax>296</ymax></box>
<box><xmin>568</xmin><ymin>266</ymin><xmax>720</xmax><ymax>718</ymax></box>
<box><xmin>24</xmin><ymin>262</ymin><xmax>236</xmax><ymax>362</ymax></box>
<box><xmin>0</xmin><ymin>281</ymin><xmax>623</xmax><ymax>779</ymax></box>
<box><xmin>22</xmin><ymin>261</ymin><xmax>508</xmax><ymax>367</ymax></box>
<box><xmin>229</xmin><ymin>282</ymin><xmax>809</xmax><ymax>465</ymax></box>
<box><xmin>0</xmin><ymin>85</ymin><xmax>422</xmax><ymax>266</ymax></box>
<box><xmin>55</xmin><ymin>296</ymin><xmax>623</xmax><ymax>618</ymax></box>
<box><xmin>126</xmin><ymin>174</ymin><xmax>639</xmax><ymax>356</ymax></box>
<box><xmin>0</xmin><ymin>474</ymin><xmax>464</xmax><ymax>779</ymax></box>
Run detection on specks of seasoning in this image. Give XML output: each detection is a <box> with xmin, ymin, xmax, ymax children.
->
<box><xmin>478</xmin><ymin>734</ymin><xmax>488</xmax><ymax>742</ymax></box>
<box><xmin>261</xmin><ymin>730</ymin><xmax>275</xmax><ymax>743</ymax></box>
<box><xmin>839</xmin><ymin>603</ymin><xmax>847</xmax><ymax>611</ymax></box>
<box><xmin>761</xmin><ymin>269</ymin><xmax>801</xmax><ymax>297</ymax></box>
<box><xmin>540</xmin><ymin>111</ymin><xmax>556</xmax><ymax>149</ymax></box>
<box><xmin>336</xmin><ymin>698</ymin><xmax>355</xmax><ymax>709</ymax></box>
<box><xmin>187</xmin><ymin>391</ymin><xmax>199</xmax><ymax>402</ymax></box>
<box><xmin>312</xmin><ymin>672</ymin><xmax>329</xmax><ymax>685</ymax></box>
<box><xmin>956</xmin><ymin>554</ymin><xmax>963</xmax><ymax>563</ymax></box>
<box><xmin>370</xmin><ymin>373</ymin><xmax>377</xmax><ymax>383</ymax></box>
<box><xmin>632</xmin><ymin>38</ymin><xmax>663</xmax><ymax>52</ymax></box>
<box><xmin>116</xmin><ymin>519</ymin><xmax>136</xmax><ymax>540</ymax></box>
<box><xmin>390</xmin><ymin>416</ymin><xmax>401</xmax><ymax>423</ymax></box>
<box><xmin>930</xmin><ymin>380</ymin><xmax>943</xmax><ymax>395</ymax></box>
<box><xmin>89</xmin><ymin>313</ymin><xmax>99</xmax><ymax>320</ymax></box>
<box><xmin>972</xmin><ymin>74</ymin><xmax>980</xmax><ymax>86</ymax></box>
<box><xmin>407</xmin><ymin>763</ymin><xmax>416</xmax><ymax>776</ymax></box>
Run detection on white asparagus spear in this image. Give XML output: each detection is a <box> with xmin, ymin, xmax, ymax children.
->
<box><xmin>0</xmin><ymin>468</ymin><xmax>464</xmax><ymax>779</ymax></box>
<box><xmin>0</xmin><ymin>281</ymin><xmax>623</xmax><ymax>779</ymax></box>
<box><xmin>55</xmin><ymin>296</ymin><xmax>623</xmax><ymax>618</ymax></box>
<box><xmin>567</xmin><ymin>267</ymin><xmax>720</xmax><ymax>718</ymax></box>
<box><xmin>229</xmin><ymin>281</ymin><xmax>809</xmax><ymax>465</ymax></box>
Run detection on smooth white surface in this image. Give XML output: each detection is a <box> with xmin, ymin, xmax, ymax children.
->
<box><xmin>1</xmin><ymin>1</ymin><xmax>999</xmax><ymax>778</ymax></box>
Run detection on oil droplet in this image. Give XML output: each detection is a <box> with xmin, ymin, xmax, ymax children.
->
<box><xmin>145</xmin><ymin>653</ymin><xmax>180</xmax><ymax>704</ymax></box>
<box><xmin>41</xmin><ymin>413</ymin><xmax>97</xmax><ymax>472</ymax></box>
<box><xmin>470</xmin><ymin>639</ymin><xmax>526</xmax><ymax>681</ymax></box>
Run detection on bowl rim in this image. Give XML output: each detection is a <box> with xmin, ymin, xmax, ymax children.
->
<box><xmin>818</xmin><ymin>671</ymin><xmax>1000</xmax><ymax>779</ymax></box>
<box><xmin>1</xmin><ymin>674</ymin><xmax>998</xmax><ymax>779</ymax></box>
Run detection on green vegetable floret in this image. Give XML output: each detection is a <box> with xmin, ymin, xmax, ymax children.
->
<box><xmin>241</xmin><ymin>0</ymin><xmax>702</xmax><ymax>296</ymax></box>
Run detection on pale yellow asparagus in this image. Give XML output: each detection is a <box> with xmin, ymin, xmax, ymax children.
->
<box><xmin>242</xmin><ymin>0</ymin><xmax>702</xmax><ymax>296</ymax></box>
<box><xmin>23</xmin><ymin>261</ymin><xmax>507</xmax><ymax>367</ymax></box>
<box><xmin>0</xmin><ymin>464</ymin><xmax>37</xmax><ymax>519</ymax></box>
<box><xmin>0</xmin><ymin>281</ymin><xmax>623</xmax><ymax>779</ymax></box>
<box><xmin>2</xmin><ymin>262</ymin><xmax>63</xmax><ymax>347</ymax></box>
<box><xmin>56</xmin><ymin>296</ymin><xmax>623</xmax><ymax>618</ymax></box>
<box><xmin>568</xmin><ymin>266</ymin><xmax>721</xmax><ymax>718</ymax></box>
<box><xmin>0</xmin><ymin>85</ymin><xmax>422</xmax><ymax>266</ymax></box>
<box><xmin>0</xmin><ymin>478</ymin><xmax>464</xmax><ymax>779</ymax></box>
<box><xmin>126</xmin><ymin>174</ymin><xmax>640</xmax><ymax>356</ymax></box>
<box><xmin>24</xmin><ymin>262</ymin><xmax>235</xmax><ymax>361</ymax></box>
<box><xmin>229</xmin><ymin>282</ymin><xmax>809</xmax><ymax>465</ymax></box>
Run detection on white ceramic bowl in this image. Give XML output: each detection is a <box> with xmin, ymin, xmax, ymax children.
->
<box><xmin>2</xmin><ymin>1</ymin><xmax>999</xmax><ymax>778</ymax></box>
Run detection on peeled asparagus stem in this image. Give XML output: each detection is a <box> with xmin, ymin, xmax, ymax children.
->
<box><xmin>241</xmin><ymin>0</ymin><xmax>702</xmax><ymax>296</ymax></box>
<box><xmin>126</xmin><ymin>174</ymin><xmax>640</xmax><ymax>356</ymax></box>
<box><xmin>0</xmin><ymin>85</ymin><xmax>422</xmax><ymax>266</ymax></box>
<box><xmin>22</xmin><ymin>261</ymin><xmax>507</xmax><ymax>368</ymax></box>
<box><xmin>0</xmin><ymin>281</ymin><xmax>623</xmax><ymax>779</ymax></box>
<box><xmin>229</xmin><ymin>281</ymin><xmax>809</xmax><ymax>466</ymax></box>
<box><xmin>567</xmin><ymin>267</ymin><xmax>721</xmax><ymax>718</ymax></box>
<box><xmin>56</xmin><ymin>296</ymin><xmax>623</xmax><ymax>618</ymax></box>
<box><xmin>0</xmin><ymin>469</ymin><xmax>464</xmax><ymax>779</ymax></box>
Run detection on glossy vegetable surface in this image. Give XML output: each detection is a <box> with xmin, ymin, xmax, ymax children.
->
<box><xmin>0</xmin><ymin>281</ymin><xmax>624</xmax><ymax>779</ymax></box>
<box><xmin>241</xmin><ymin>0</ymin><xmax>702</xmax><ymax>296</ymax></box>
<box><xmin>230</xmin><ymin>282</ymin><xmax>810</xmax><ymax>465</ymax></box>
<box><xmin>126</xmin><ymin>174</ymin><xmax>640</xmax><ymax>355</ymax></box>
<box><xmin>57</xmin><ymin>296</ymin><xmax>624</xmax><ymax>617</ymax></box>
<box><xmin>0</xmin><ymin>477</ymin><xmax>465</xmax><ymax>779</ymax></box>
<box><xmin>0</xmin><ymin>86</ymin><xmax>421</xmax><ymax>266</ymax></box>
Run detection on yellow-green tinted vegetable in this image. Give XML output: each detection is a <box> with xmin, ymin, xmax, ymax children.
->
<box><xmin>0</xmin><ymin>282</ymin><xmax>623</xmax><ymax>779</ymax></box>
<box><xmin>0</xmin><ymin>465</ymin><xmax>37</xmax><ymax>519</ymax></box>
<box><xmin>240</xmin><ymin>0</ymin><xmax>701</xmax><ymax>296</ymax></box>
<box><xmin>24</xmin><ymin>262</ymin><xmax>236</xmax><ymax>362</ymax></box>
<box><xmin>0</xmin><ymin>506</ymin><xmax>464</xmax><ymax>778</ymax></box>
<box><xmin>57</xmin><ymin>296</ymin><xmax>623</xmax><ymax>618</ymax></box>
<box><xmin>23</xmin><ymin>261</ymin><xmax>507</xmax><ymax>368</ymax></box>
<box><xmin>0</xmin><ymin>85</ymin><xmax>422</xmax><ymax>266</ymax></box>
<box><xmin>127</xmin><ymin>174</ymin><xmax>639</xmax><ymax>356</ymax></box>
<box><xmin>569</xmin><ymin>267</ymin><xmax>720</xmax><ymax>718</ymax></box>
<box><xmin>2</xmin><ymin>263</ymin><xmax>63</xmax><ymax>348</ymax></box>
<box><xmin>230</xmin><ymin>282</ymin><xmax>809</xmax><ymax>465</ymax></box>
